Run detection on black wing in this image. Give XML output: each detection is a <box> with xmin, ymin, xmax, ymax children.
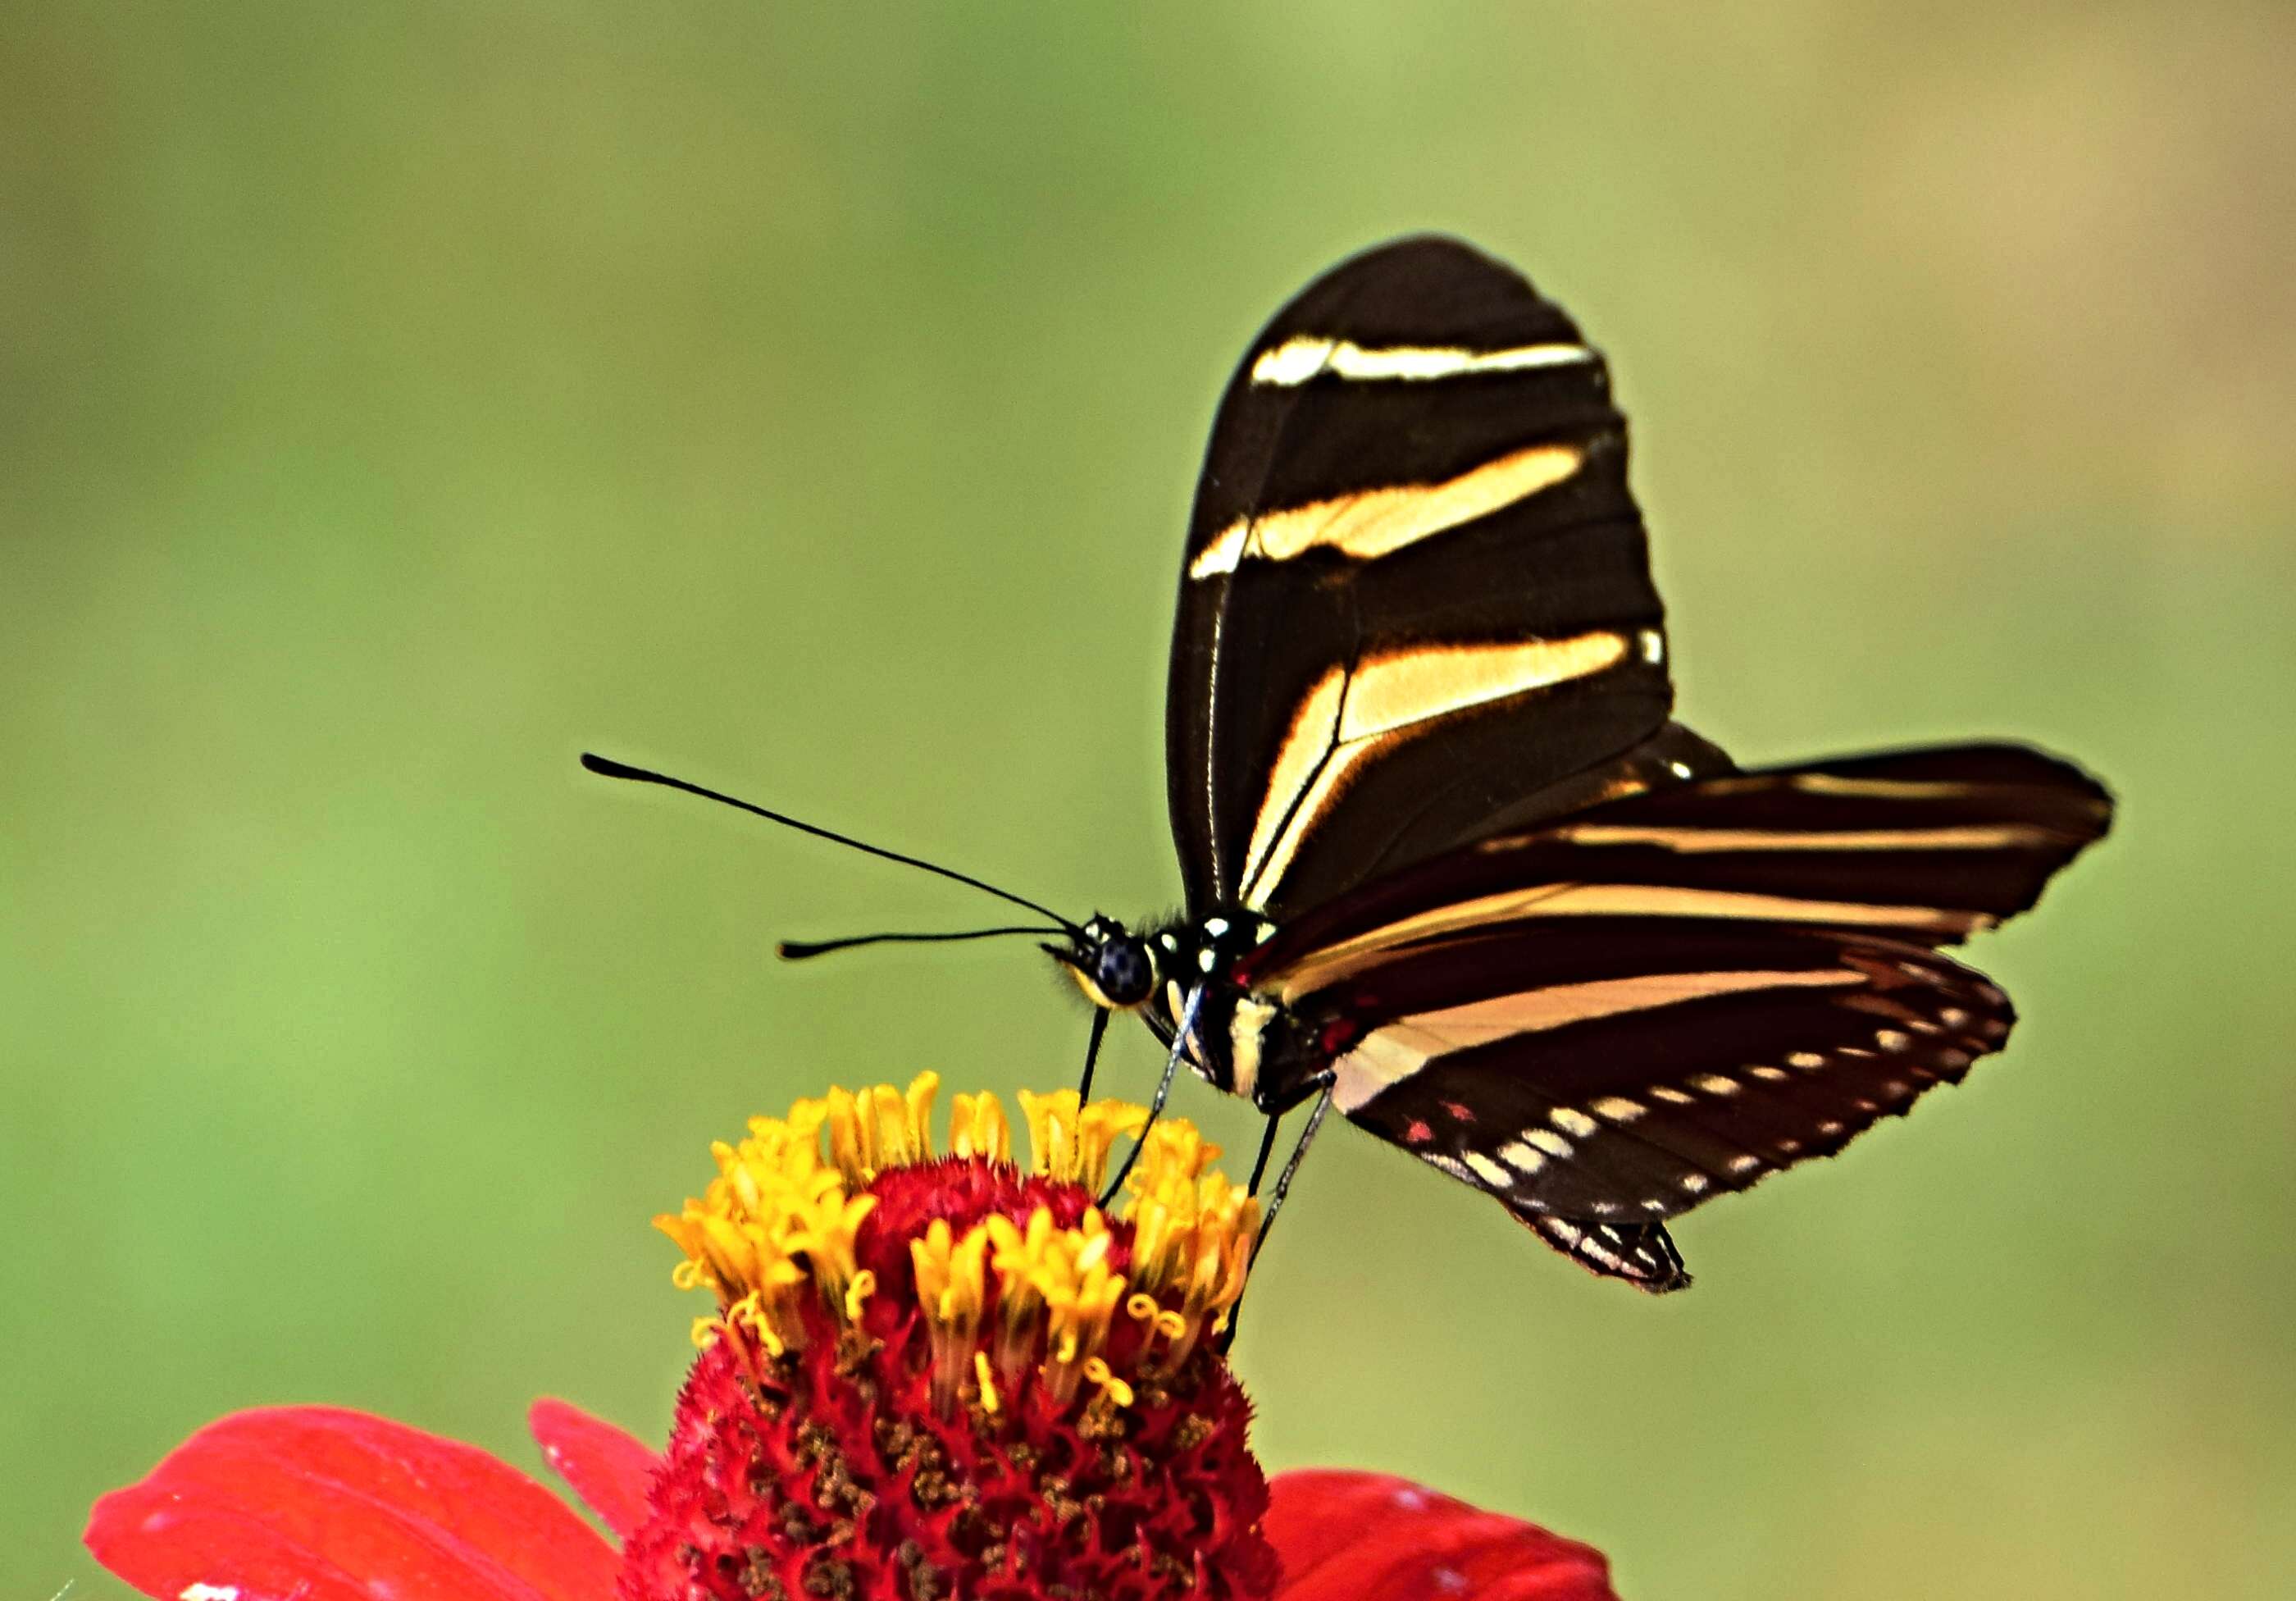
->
<box><xmin>1243</xmin><ymin>745</ymin><xmax>2112</xmax><ymax>1289</ymax></box>
<box><xmin>1165</xmin><ymin>237</ymin><xmax>1682</xmax><ymax>919</ymax></box>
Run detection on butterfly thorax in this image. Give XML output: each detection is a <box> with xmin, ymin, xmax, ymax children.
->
<box><xmin>1058</xmin><ymin>908</ymin><xmax>1329</xmax><ymax>1113</ymax></box>
<box><xmin>1140</xmin><ymin>910</ymin><xmax>1338</xmax><ymax>1115</ymax></box>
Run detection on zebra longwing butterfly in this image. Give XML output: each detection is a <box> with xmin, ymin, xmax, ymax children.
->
<box><xmin>589</xmin><ymin>235</ymin><xmax>2110</xmax><ymax>1291</ymax></box>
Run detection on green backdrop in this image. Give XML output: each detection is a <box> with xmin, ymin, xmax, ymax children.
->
<box><xmin>7</xmin><ymin>5</ymin><xmax>2293</xmax><ymax>1596</ymax></box>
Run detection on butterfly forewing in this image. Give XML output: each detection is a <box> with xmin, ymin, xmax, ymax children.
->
<box><xmin>1166</xmin><ymin>237</ymin><xmax>1676</xmax><ymax>919</ymax></box>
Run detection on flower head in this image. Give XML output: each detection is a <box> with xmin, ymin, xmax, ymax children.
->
<box><xmin>630</xmin><ymin>1074</ymin><xmax>1272</xmax><ymax>1601</ymax></box>
<box><xmin>83</xmin><ymin>1074</ymin><xmax>1620</xmax><ymax>1601</ymax></box>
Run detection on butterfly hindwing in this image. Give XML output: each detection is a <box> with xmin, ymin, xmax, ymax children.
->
<box><xmin>1330</xmin><ymin>924</ymin><xmax>2013</xmax><ymax>1217</ymax></box>
<box><xmin>1165</xmin><ymin>237</ymin><xmax>1676</xmax><ymax>920</ymax></box>
<box><xmin>1528</xmin><ymin>1217</ymin><xmax>1690</xmax><ymax>1293</ymax></box>
<box><xmin>1241</xmin><ymin>743</ymin><xmax>2108</xmax><ymax>1284</ymax></box>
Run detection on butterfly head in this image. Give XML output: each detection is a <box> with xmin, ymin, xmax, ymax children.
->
<box><xmin>1050</xmin><ymin>915</ymin><xmax>1160</xmax><ymax>1011</ymax></box>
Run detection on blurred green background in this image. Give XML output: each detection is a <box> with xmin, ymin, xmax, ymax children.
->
<box><xmin>6</xmin><ymin>4</ymin><xmax>2292</xmax><ymax>1596</ymax></box>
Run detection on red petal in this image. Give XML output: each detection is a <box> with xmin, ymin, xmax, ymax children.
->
<box><xmin>1266</xmin><ymin>1471</ymin><xmax>1618</xmax><ymax>1601</ymax></box>
<box><xmin>528</xmin><ymin>1398</ymin><xmax>661</xmax><ymax>1541</ymax></box>
<box><xmin>85</xmin><ymin>1406</ymin><xmax>622</xmax><ymax>1601</ymax></box>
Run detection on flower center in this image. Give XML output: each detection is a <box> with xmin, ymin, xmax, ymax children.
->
<box><xmin>623</xmin><ymin>1075</ymin><xmax>1278</xmax><ymax>1601</ymax></box>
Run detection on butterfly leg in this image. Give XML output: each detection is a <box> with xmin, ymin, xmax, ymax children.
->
<box><xmin>1215</xmin><ymin>1078</ymin><xmax>1337</xmax><ymax>1354</ymax></box>
<box><xmin>1249</xmin><ymin>1073</ymin><xmax>1336</xmax><ymax>1266</ymax></box>
<box><xmin>1099</xmin><ymin>985</ymin><xmax>1205</xmax><ymax>1206</ymax></box>
<box><xmin>1245</xmin><ymin>1113</ymin><xmax>1282</xmax><ymax>1196</ymax></box>
<box><xmin>1074</xmin><ymin>1007</ymin><xmax>1110</xmax><ymax>1102</ymax></box>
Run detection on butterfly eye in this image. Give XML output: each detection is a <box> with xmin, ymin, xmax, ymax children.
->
<box><xmin>1092</xmin><ymin>935</ymin><xmax>1155</xmax><ymax>1009</ymax></box>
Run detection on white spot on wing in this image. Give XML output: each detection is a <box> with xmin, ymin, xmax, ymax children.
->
<box><xmin>1228</xmin><ymin>996</ymin><xmax>1278</xmax><ymax>1104</ymax></box>
<box><xmin>1190</xmin><ymin>441</ymin><xmax>1587</xmax><ymax>579</ymax></box>
<box><xmin>1244</xmin><ymin>632</ymin><xmax>1631</xmax><ymax>904</ymax></box>
<box><xmin>1550</xmin><ymin>822</ymin><xmax>2058</xmax><ymax>853</ymax></box>
<box><xmin>1277</xmin><ymin>886</ymin><xmax>1984</xmax><ymax>989</ymax></box>
<box><xmin>1550</xmin><ymin>1106</ymin><xmax>1599</xmax><ymax>1138</ymax></box>
<box><xmin>1250</xmin><ymin>335</ymin><xmax>1595</xmax><ymax>386</ymax></box>
<box><xmin>1464</xmin><ymin>1152</ymin><xmax>1515</xmax><ymax>1188</ymax></box>
<box><xmin>1287</xmin><ymin>964</ymin><xmax>1865</xmax><ymax>1042</ymax></box>
<box><xmin>180</xmin><ymin>1588</ymin><xmax>240</xmax><ymax>1601</ymax></box>
<box><xmin>1788</xmin><ymin>773</ymin><xmax>1982</xmax><ymax>801</ymax></box>
<box><xmin>1498</xmin><ymin>1140</ymin><xmax>1548</xmax><ymax>1175</ymax></box>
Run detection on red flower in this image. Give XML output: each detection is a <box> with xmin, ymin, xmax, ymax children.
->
<box><xmin>84</xmin><ymin>1079</ymin><xmax>1619</xmax><ymax>1601</ymax></box>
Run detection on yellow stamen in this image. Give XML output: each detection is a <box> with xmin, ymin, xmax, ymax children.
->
<box><xmin>950</xmin><ymin>1091</ymin><xmax>1010</xmax><ymax>1162</ymax></box>
<box><xmin>1122</xmin><ymin>1130</ymin><xmax>1260</xmax><ymax>1368</ymax></box>
<box><xmin>912</xmin><ymin>1216</ymin><xmax>995</xmax><ymax>1408</ymax></box>
<box><xmin>824</xmin><ymin>1071</ymin><xmax>941</xmax><ymax>1184</ymax></box>
<box><xmin>658</xmin><ymin>1077</ymin><xmax>1261</xmax><ymax>1414</ymax></box>
<box><xmin>1018</xmin><ymin>1088</ymin><xmax>1148</xmax><ymax>1190</ymax></box>
<box><xmin>1082</xmin><ymin>1355</ymin><xmax>1136</xmax><ymax>1409</ymax></box>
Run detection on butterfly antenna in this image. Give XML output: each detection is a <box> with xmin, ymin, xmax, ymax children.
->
<box><xmin>777</xmin><ymin>926</ymin><xmax>1066</xmax><ymax>960</ymax></box>
<box><xmin>580</xmin><ymin>753</ymin><xmax>1082</xmax><ymax>935</ymax></box>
